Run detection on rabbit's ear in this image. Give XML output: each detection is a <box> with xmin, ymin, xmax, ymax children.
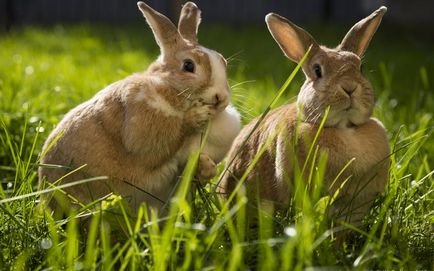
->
<box><xmin>178</xmin><ymin>2</ymin><xmax>201</xmax><ymax>43</ymax></box>
<box><xmin>340</xmin><ymin>6</ymin><xmax>387</xmax><ymax>57</ymax></box>
<box><xmin>137</xmin><ymin>1</ymin><xmax>183</xmax><ymax>54</ymax></box>
<box><xmin>265</xmin><ymin>13</ymin><xmax>318</xmax><ymax>63</ymax></box>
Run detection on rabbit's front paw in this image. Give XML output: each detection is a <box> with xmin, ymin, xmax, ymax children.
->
<box><xmin>185</xmin><ymin>100</ymin><xmax>217</xmax><ymax>130</ymax></box>
<box><xmin>196</xmin><ymin>153</ymin><xmax>217</xmax><ymax>183</ymax></box>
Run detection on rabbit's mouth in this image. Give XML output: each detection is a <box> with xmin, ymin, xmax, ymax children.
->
<box><xmin>344</xmin><ymin>104</ymin><xmax>353</xmax><ymax>111</ymax></box>
<box><xmin>202</xmin><ymin>96</ymin><xmax>229</xmax><ymax>112</ymax></box>
<box><xmin>202</xmin><ymin>101</ymin><xmax>221</xmax><ymax>108</ymax></box>
<box><xmin>325</xmin><ymin>102</ymin><xmax>367</xmax><ymax>128</ymax></box>
<box><xmin>337</xmin><ymin>98</ymin><xmax>353</xmax><ymax>112</ymax></box>
<box><xmin>342</xmin><ymin>94</ymin><xmax>361</xmax><ymax>112</ymax></box>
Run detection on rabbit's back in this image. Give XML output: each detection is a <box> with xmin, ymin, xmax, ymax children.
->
<box><xmin>39</xmin><ymin>78</ymin><xmax>181</xmax><ymax>211</ymax></box>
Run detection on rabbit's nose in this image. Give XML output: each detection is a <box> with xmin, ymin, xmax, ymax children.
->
<box><xmin>214</xmin><ymin>93</ymin><xmax>223</xmax><ymax>105</ymax></box>
<box><xmin>341</xmin><ymin>84</ymin><xmax>357</xmax><ymax>96</ymax></box>
<box><xmin>214</xmin><ymin>92</ymin><xmax>229</xmax><ymax>110</ymax></box>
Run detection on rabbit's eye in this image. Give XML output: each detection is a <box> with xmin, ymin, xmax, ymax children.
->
<box><xmin>313</xmin><ymin>64</ymin><xmax>322</xmax><ymax>78</ymax></box>
<box><xmin>182</xmin><ymin>59</ymin><xmax>195</xmax><ymax>73</ymax></box>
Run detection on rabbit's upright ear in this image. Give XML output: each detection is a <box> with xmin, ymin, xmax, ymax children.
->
<box><xmin>178</xmin><ymin>2</ymin><xmax>201</xmax><ymax>43</ymax></box>
<box><xmin>340</xmin><ymin>6</ymin><xmax>387</xmax><ymax>57</ymax></box>
<box><xmin>137</xmin><ymin>1</ymin><xmax>183</xmax><ymax>55</ymax></box>
<box><xmin>265</xmin><ymin>13</ymin><xmax>318</xmax><ymax>63</ymax></box>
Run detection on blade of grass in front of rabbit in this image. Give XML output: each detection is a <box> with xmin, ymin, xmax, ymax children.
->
<box><xmin>213</xmin><ymin>119</ymin><xmax>287</xmax><ymax>243</ymax></box>
<box><xmin>38</xmin><ymin>127</ymin><xmax>65</xmax><ymax>161</ymax></box>
<box><xmin>152</xmin><ymin>125</ymin><xmax>213</xmax><ymax>271</ymax></box>
<box><xmin>106</xmin><ymin>229</ymin><xmax>137</xmax><ymax>268</ymax></box>
<box><xmin>291</xmin><ymin>106</ymin><xmax>330</xmax><ymax>218</ymax></box>
<box><xmin>212</xmin><ymin>121</ymin><xmax>296</xmax><ymax>233</ymax></box>
<box><xmin>300</xmin><ymin>106</ymin><xmax>330</xmax><ymax>176</ymax></box>
<box><xmin>84</xmin><ymin>211</ymin><xmax>100</xmax><ymax>269</ymax></box>
<box><xmin>123</xmin><ymin>180</ymin><xmax>166</xmax><ymax>205</ymax></box>
<box><xmin>56</xmin><ymin>193</ymin><xmax>114</xmax><ymax>227</ymax></box>
<box><xmin>65</xmin><ymin>208</ymin><xmax>79</xmax><ymax>269</ymax></box>
<box><xmin>213</xmin><ymin>45</ymin><xmax>313</xmax><ymax>192</ymax></box>
<box><xmin>205</xmin><ymin>194</ymin><xmax>247</xmax><ymax>241</ymax></box>
<box><xmin>195</xmin><ymin>121</ymin><xmax>225</xmax><ymax>220</ymax></box>
<box><xmin>159</xmin><ymin>120</ymin><xmax>213</xmax><ymax>215</ymax></box>
<box><xmin>180</xmin><ymin>121</ymin><xmax>218</xmax><ymax>221</ymax></box>
<box><xmin>0</xmin><ymin>175</ymin><xmax>107</xmax><ymax>204</ymax></box>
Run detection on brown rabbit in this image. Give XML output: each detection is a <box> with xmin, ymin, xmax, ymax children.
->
<box><xmin>38</xmin><ymin>2</ymin><xmax>241</xmax><ymax>216</ymax></box>
<box><xmin>220</xmin><ymin>7</ymin><xmax>390</xmax><ymax>226</ymax></box>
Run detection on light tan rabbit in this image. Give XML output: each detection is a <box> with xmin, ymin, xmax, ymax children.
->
<box><xmin>220</xmin><ymin>7</ymin><xmax>390</xmax><ymax>226</ymax></box>
<box><xmin>38</xmin><ymin>1</ymin><xmax>241</xmax><ymax>215</ymax></box>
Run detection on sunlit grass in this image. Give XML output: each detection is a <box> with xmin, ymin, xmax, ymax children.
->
<box><xmin>0</xmin><ymin>24</ymin><xmax>433</xmax><ymax>270</ymax></box>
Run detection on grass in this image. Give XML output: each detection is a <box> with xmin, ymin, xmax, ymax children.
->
<box><xmin>0</xmin><ymin>22</ymin><xmax>433</xmax><ymax>270</ymax></box>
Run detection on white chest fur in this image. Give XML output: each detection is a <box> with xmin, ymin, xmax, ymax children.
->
<box><xmin>176</xmin><ymin>104</ymin><xmax>241</xmax><ymax>166</ymax></box>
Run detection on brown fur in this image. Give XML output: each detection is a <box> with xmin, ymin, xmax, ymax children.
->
<box><xmin>220</xmin><ymin>7</ymin><xmax>390</xmax><ymax>225</ymax></box>
<box><xmin>39</xmin><ymin>2</ymin><xmax>241</xmax><ymax>215</ymax></box>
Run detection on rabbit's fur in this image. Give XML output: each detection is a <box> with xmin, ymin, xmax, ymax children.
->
<box><xmin>38</xmin><ymin>2</ymin><xmax>241</xmax><ymax>215</ymax></box>
<box><xmin>220</xmin><ymin>7</ymin><xmax>390</xmax><ymax>225</ymax></box>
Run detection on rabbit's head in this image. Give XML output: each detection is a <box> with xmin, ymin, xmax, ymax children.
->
<box><xmin>266</xmin><ymin>7</ymin><xmax>387</xmax><ymax>128</ymax></box>
<box><xmin>138</xmin><ymin>2</ymin><xmax>230</xmax><ymax>111</ymax></box>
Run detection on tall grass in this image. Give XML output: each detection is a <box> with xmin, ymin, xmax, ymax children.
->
<box><xmin>0</xmin><ymin>24</ymin><xmax>433</xmax><ymax>270</ymax></box>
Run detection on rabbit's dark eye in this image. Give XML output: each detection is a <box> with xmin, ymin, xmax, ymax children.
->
<box><xmin>182</xmin><ymin>59</ymin><xmax>195</xmax><ymax>73</ymax></box>
<box><xmin>313</xmin><ymin>64</ymin><xmax>322</xmax><ymax>78</ymax></box>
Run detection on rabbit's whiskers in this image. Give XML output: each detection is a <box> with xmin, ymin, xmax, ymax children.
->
<box><xmin>178</xmin><ymin>87</ymin><xmax>192</xmax><ymax>97</ymax></box>
<box><xmin>230</xmin><ymin>80</ymin><xmax>256</xmax><ymax>89</ymax></box>
<box><xmin>226</xmin><ymin>50</ymin><xmax>244</xmax><ymax>63</ymax></box>
<box><xmin>303</xmin><ymin>102</ymin><xmax>325</xmax><ymax>123</ymax></box>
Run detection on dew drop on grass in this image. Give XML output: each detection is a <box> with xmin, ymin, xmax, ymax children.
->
<box><xmin>192</xmin><ymin>223</ymin><xmax>206</xmax><ymax>231</ymax></box>
<box><xmin>54</xmin><ymin>86</ymin><xmax>62</xmax><ymax>92</ymax></box>
<box><xmin>6</xmin><ymin>182</ymin><xmax>13</xmax><ymax>189</ymax></box>
<box><xmin>284</xmin><ymin>226</ymin><xmax>297</xmax><ymax>237</ymax></box>
<box><xmin>175</xmin><ymin>221</ymin><xmax>185</xmax><ymax>228</ymax></box>
<box><xmin>389</xmin><ymin>99</ymin><xmax>398</xmax><ymax>108</ymax></box>
<box><xmin>25</xmin><ymin>66</ymin><xmax>34</xmax><ymax>75</ymax></box>
<box><xmin>74</xmin><ymin>261</ymin><xmax>83</xmax><ymax>270</ymax></box>
<box><xmin>140</xmin><ymin>248</ymin><xmax>150</xmax><ymax>257</ymax></box>
<box><xmin>29</xmin><ymin>116</ymin><xmax>40</xmax><ymax>123</ymax></box>
<box><xmin>353</xmin><ymin>255</ymin><xmax>362</xmax><ymax>267</ymax></box>
<box><xmin>36</xmin><ymin>126</ymin><xmax>45</xmax><ymax>133</ymax></box>
<box><xmin>40</xmin><ymin>237</ymin><xmax>53</xmax><ymax>249</ymax></box>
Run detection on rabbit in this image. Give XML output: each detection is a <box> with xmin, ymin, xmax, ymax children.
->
<box><xmin>219</xmin><ymin>7</ymin><xmax>390</xmax><ymax>226</ymax></box>
<box><xmin>38</xmin><ymin>1</ymin><xmax>241</xmax><ymax>216</ymax></box>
